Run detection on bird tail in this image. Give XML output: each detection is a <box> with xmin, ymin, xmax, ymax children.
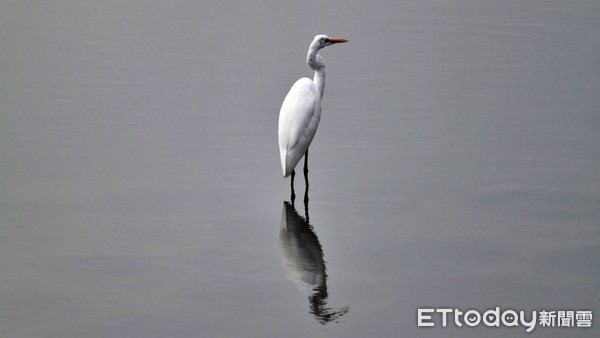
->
<box><xmin>280</xmin><ymin>149</ymin><xmax>289</xmax><ymax>177</ymax></box>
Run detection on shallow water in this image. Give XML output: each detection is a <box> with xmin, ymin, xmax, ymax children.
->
<box><xmin>1</xmin><ymin>1</ymin><xmax>598</xmax><ymax>337</ymax></box>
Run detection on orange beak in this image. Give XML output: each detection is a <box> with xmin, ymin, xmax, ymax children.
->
<box><xmin>328</xmin><ymin>37</ymin><xmax>348</xmax><ymax>44</ymax></box>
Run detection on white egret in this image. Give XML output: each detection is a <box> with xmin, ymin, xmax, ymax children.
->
<box><xmin>278</xmin><ymin>34</ymin><xmax>347</xmax><ymax>196</ymax></box>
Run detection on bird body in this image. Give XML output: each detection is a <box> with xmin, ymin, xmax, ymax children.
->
<box><xmin>278</xmin><ymin>35</ymin><xmax>347</xmax><ymax>179</ymax></box>
<box><xmin>278</xmin><ymin>77</ymin><xmax>321</xmax><ymax>177</ymax></box>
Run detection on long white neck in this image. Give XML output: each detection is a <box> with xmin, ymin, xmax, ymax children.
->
<box><xmin>313</xmin><ymin>65</ymin><xmax>325</xmax><ymax>99</ymax></box>
<box><xmin>307</xmin><ymin>47</ymin><xmax>326</xmax><ymax>99</ymax></box>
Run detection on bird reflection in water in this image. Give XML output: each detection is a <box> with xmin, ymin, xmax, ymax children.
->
<box><xmin>280</xmin><ymin>196</ymin><xmax>349</xmax><ymax>324</ymax></box>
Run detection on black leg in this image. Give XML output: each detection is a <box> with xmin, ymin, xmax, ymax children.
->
<box><xmin>304</xmin><ymin>186</ymin><xmax>310</xmax><ymax>223</ymax></box>
<box><xmin>303</xmin><ymin>150</ymin><xmax>309</xmax><ymax>177</ymax></box>
<box><xmin>303</xmin><ymin>150</ymin><xmax>309</xmax><ymax>208</ymax></box>
<box><xmin>290</xmin><ymin>170</ymin><xmax>296</xmax><ymax>204</ymax></box>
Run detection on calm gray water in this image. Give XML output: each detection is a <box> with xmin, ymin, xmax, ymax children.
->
<box><xmin>1</xmin><ymin>1</ymin><xmax>599</xmax><ymax>337</ymax></box>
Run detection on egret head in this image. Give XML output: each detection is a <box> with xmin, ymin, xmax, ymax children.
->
<box><xmin>310</xmin><ymin>35</ymin><xmax>348</xmax><ymax>51</ymax></box>
<box><xmin>307</xmin><ymin>35</ymin><xmax>347</xmax><ymax>70</ymax></box>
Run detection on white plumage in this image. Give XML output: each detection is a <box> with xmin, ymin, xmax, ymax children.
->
<box><xmin>278</xmin><ymin>77</ymin><xmax>321</xmax><ymax>177</ymax></box>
